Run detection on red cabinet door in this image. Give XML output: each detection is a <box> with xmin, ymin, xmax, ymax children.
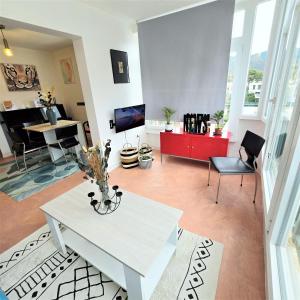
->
<box><xmin>209</xmin><ymin>138</ymin><xmax>229</xmax><ymax>157</ymax></box>
<box><xmin>190</xmin><ymin>135</ymin><xmax>229</xmax><ymax>160</ymax></box>
<box><xmin>190</xmin><ymin>136</ymin><xmax>211</xmax><ymax>160</ymax></box>
<box><xmin>160</xmin><ymin>132</ymin><xmax>190</xmax><ymax>157</ymax></box>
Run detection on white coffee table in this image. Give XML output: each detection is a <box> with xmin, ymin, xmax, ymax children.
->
<box><xmin>40</xmin><ymin>181</ymin><xmax>182</xmax><ymax>300</ymax></box>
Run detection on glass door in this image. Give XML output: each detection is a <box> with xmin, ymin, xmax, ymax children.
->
<box><xmin>264</xmin><ymin>6</ymin><xmax>300</xmax><ymax>209</ymax></box>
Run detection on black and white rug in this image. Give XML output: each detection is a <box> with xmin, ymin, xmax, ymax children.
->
<box><xmin>0</xmin><ymin>226</ymin><xmax>223</xmax><ymax>300</ymax></box>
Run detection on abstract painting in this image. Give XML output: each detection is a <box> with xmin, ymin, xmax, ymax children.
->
<box><xmin>0</xmin><ymin>63</ymin><xmax>41</xmax><ymax>91</ymax></box>
<box><xmin>60</xmin><ymin>57</ymin><xmax>75</xmax><ymax>84</ymax></box>
<box><xmin>110</xmin><ymin>49</ymin><xmax>130</xmax><ymax>83</ymax></box>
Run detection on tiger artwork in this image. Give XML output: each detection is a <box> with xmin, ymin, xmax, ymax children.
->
<box><xmin>0</xmin><ymin>63</ymin><xmax>41</xmax><ymax>91</ymax></box>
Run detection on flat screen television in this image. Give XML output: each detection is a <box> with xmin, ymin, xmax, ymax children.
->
<box><xmin>114</xmin><ymin>104</ymin><xmax>145</xmax><ymax>133</ymax></box>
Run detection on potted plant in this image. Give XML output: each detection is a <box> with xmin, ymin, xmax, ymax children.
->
<box><xmin>38</xmin><ymin>90</ymin><xmax>57</xmax><ymax>125</ymax></box>
<box><xmin>138</xmin><ymin>154</ymin><xmax>153</xmax><ymax>169</ymax></box>
<box><xmin>162</xmin><ymin>106</ymin><xmax>176</xmax><ymax>132</ymax></box>
<box><xmin>212</xmin><ymin>110</ymin><xmax>224</xmax><ymax>136</ymax></box>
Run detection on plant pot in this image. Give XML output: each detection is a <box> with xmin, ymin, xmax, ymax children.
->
<box><xmin>214</xmin><ymin>128</ymin><xmax>223</xmax><ymax>136</ymax></box>
<box><xmin>138</xmin><ymin>155</ymin><xmax>153</xmax><ymax>169</ymax></box>
<box><xmin>165</xmin><ymin>123</ymin><xmax>173</xmax><ymax>132</ymax></box>
<box><xmin>46</xmin><ymin>108</ymin><xmax>57</xmax><ymax>125</ymax></box>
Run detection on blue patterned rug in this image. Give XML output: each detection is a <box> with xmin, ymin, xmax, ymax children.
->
<box><xmin>0</xmin><ymin>155</ymin><xmax>80</xmax><ymax>201</ymax></box>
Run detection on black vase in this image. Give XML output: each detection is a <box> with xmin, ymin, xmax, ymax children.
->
<box><xmin>46</xmin><ymin>108</ymin><xmax>57</xmax><ymax>125</ymax></box>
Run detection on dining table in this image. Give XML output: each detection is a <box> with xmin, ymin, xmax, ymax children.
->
<box><xmin>24</xmin><ymin>120</ymin><xmax>85</xmax><ymax>162</ymax></box>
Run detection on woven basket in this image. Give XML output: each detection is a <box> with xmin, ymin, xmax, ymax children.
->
<box><xmin>139</xmin><ymin>143</ymin><xmax>153</xmax><ymax>157</ymax></box>
<box><xmin>120</xmin><ymin>143</ymin><xmax>139</xmax><ymax>169</ymax></box>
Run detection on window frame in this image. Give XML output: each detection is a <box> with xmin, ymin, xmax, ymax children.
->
<box><xmin>263</xmin><ymin>3</ymin><xmax>300</xmax><ymax>299</ymax></box>
<box><xmin>263</xmin><ymin>2</ymin><xmax>300</xmax><ymax>211</ymax></box>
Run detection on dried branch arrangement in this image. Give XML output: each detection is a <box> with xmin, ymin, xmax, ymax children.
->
<box><xmin>81</xmin><ymin>139</ymin><xmax>112</xmax><ymax>184</ymax></box>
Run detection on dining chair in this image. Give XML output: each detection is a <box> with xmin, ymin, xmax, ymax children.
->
<box><xmin>48</xmin><ymin>125</ymin><xmax>80</xmax><ymax>164</ymax></box>
<box><xmin>23</xmin><ymin>121</ymin><xmax>46</xmax><ymax>145</ymax></box>
<box><xmin>208</xmin><ymin>130</ymin><xmax>265</xmax><ymax>204</ymax></box>
<box><xmin>83</xmin><ymin>121</ymin><xmax>91</xmax><ymax>147</ymax></box>
<box><xmin>8</xmin><ymin>129</ymin><xmax>47</xmax><ymax>172</ymax></box>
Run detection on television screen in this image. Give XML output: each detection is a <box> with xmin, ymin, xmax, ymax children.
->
<box><xmin>115</xmin><ymin>104</ymin><xmax>145</xmax><ymax>133</ymax></box>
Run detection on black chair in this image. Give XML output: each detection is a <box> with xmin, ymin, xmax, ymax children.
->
<box><xmin>48</xmin><ymin>125</ymin><xmax>80</xmax><ymax>164</ymax></box>
<box><xmin>8</xmin><ymin>129</ymin><xmax>47</xmax><ymax>172</ymax></box>
<box><xmin>23</xmin><ymin>121</ymin><xmax>46</xmax><ymax>144</ymax></box>
<box><xmin>208</xmin><ymin>130</ymin><xmax>265</xmax><ymax>204</ymax></box>
<box><xmin>83</xmin><ymin>121</ymin><xmax>91</xmax><ymax>147</ymax></box>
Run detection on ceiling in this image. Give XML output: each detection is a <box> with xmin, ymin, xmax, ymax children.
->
<box><xmin>81</xmin><ymin>0</ymin><xmax>215</xmax><ymax>22</ymax></box>
<box><xmin>0</xmin><ymin>0</ymin><xmax>222</xmax><ymax>51</ymax></box>
<box><xmin>0</xmin><ymin>27</ymin><xmax>73</xmax><ymax>51</ymax></box>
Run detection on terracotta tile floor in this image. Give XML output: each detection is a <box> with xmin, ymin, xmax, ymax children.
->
<box><xmin>0</xmin><ymin>151</ymin><xmax>265</xmax><ymax>299</ymax></box>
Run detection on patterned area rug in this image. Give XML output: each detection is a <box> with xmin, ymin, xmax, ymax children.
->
<box><xmin>0</xmin><ymin>155</ymin><xmax>80</xmax><ymax>201</ymax></box>
<box><xmin>0</xmin><ymin>150</ymin><xmax>54</xmax><ymax>182</ymax></box>
<box><xmin>0</xmin><ymin>225</ymin><xmax>223</xmax><ymax>300</ymax></box>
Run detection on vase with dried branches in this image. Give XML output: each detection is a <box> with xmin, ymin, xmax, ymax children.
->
<box><xmin>81</xmin><ymin>140</ymin><xmax>122</xmax><ymax>214</ymax></box>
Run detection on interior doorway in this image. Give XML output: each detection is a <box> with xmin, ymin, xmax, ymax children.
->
<box><xmin>0</xmin><ymin>18</ymin><xmax>93</xmax><ymax>157</ymax></box>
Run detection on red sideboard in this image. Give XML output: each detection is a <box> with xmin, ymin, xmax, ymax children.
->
<box><xmin>160</xmin><ymin>131</ymin><xmax>230</xmax><ymax>162</ymax></box>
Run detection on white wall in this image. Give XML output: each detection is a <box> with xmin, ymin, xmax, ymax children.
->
<box><xmin>0</xmin><ymin>0</ymin><xmax>144</xmax><ymax>169</ymax></box>
<box><xmin>0</xmin><ymin>46</ymin><xmax>63</xmax><ymax>109</ymax></box>
<box><xmin>52</xmin><ymin>46</ymin><xmax>87</xmax><ymax>122</ymax></box>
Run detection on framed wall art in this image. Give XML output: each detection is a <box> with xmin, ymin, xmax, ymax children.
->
<box><xmin>1</xmin><ymin>63</ymin><xmax>41</xmax><ymax>91</ymax></box>
<box><xmin>110</xmin><ymin>49</ymin><xmax>130</xmax><ymax>84</ymax></box>
<box><xmin>60</xmin><ymin>57</ymin><xmax>75</xmax><ymax>84</ymax></box>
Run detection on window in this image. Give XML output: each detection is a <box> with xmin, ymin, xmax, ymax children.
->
<box><xmin>263</xmin><ymin>4</ymin><xmax>300</xmax><ymax>299</ymax></box>
<box><xmin>266</xmin><ymin>24</ymin><xmax>300</xmax><ymax>200</ymax></box>
<box><xmin>231</xmin><ymin>10</ymin><xmax>245</xmax><ymax>38</ymax></box>
<box><xmin>287</xmin><ymin>202</ymin><xmax>300</xmax><ymax>297</ymax></box>
<box><xmin>224</xmin><ymin>51</ymin><xmax>237</xmax><ymax>121</ymax></box>
<box><xmin>242</xmin><ymin>0</ymin><xmax>276</xmax><ymax>116</ymax></box>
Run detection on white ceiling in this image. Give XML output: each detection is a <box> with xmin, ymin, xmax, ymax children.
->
<box><xmin>0</xmin><ymin>0</ymin><xmax>222</xmax><ymax>51</ymax></box>
<box><xmin>81</xmin><ymin>0</ymin><xmax>215</xmax><ymax>22</ymax></box>
<box><xmin>0</xmin><ymin>28</ymin><xmax>73</xmax><ymax>51</ymax></box>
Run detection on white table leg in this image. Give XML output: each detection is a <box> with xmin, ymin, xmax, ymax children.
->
<box><xmin>169</xmin><ymin>224</ymin><xmax>178</xmax><ymax>248</ymax></box>
<box><xmin>46</xmin><ymin>214</ymin><xmax>67</xmax><ymax>255</ymax></box>
<box><xmin>124</xmin><ymin>265</ymin><xmax>144</xmax><ymax>300</ymax></box>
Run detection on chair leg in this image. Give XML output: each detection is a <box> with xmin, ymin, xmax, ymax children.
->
<box><xmin>253</xmin><ymin>172</ymin><xmax>258</xmax><ymax>204</ymax></box>
<box><xmin>21</xmin><ymin>144</ymin><xmax>29</xmax><ymax>173</ymax></box>
<box><xmin>58</xmin><ymin>142</ymin><xmax>68</xmax><ymax>166</ymax></box>
<box><xmin>13</xmin><ymin>150</ymin><xmax>20</xmax><ymax>171</ymax></box>
<box><xmin>208</xmin><ymin>161</ymin><xmax>211</xmax><ymax>186</ymax></box>
<box><xmin>216</xmin><ymin>173</ymin><xmax>221</xmax><ymax>204</ymax></box>
<box><xmin>23</xmin><ymin>152</ymin><xmax>28</xmax><ymax>173</ymax></box>
<box><xmin>240</xmin><ymin>175</ymin><xmax>244</xmax><ymax>187</ymax></box>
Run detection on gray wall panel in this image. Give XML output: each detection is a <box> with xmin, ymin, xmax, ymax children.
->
<box><xmin>138</xmin><ymin>0</ymin><xmax>234</xmax><ymax>121</ymax></box>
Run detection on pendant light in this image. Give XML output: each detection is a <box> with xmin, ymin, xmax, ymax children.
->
<box><xmin>0</xmin><ymin>25</ymin><xmax>13</xmax><ymax>57</ymax></box>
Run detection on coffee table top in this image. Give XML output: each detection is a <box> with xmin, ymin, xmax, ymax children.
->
<box><xmin>41</xmin><ymin>181</ymin><xmax>182</xmax><ymax>276</ymax></box>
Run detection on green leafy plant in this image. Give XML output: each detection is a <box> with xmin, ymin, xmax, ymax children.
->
<box><xmin>162</xmin><ymin>107</ymin><xmax>176</xmax><ymax>124</ymax></box>
<box><xmin>212</xmin><ymin>110</ymin><xmax>224</xmax><ymax>129</ymax></box>
<box><xmin>140</xmin><ymin>155</ymin><xmax>152</xmax><ymax>161</ymax></box>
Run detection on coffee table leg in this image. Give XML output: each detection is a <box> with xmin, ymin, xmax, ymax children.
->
<box><xmin>124</xmin><ymin>265</ymin><xmax>144</xmax><ymax>300</ymax></box>
<box><xmin>169</xmin><ymin>224</ymin><xmax>178</xmax><ymax>248</ymax></box>
<box><xmin>46</xmin><ymin>214</ymin><xmax>67</xmax><ymax>255</ymax></box>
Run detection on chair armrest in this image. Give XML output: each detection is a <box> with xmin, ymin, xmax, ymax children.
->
<box><xmin>239</xmin><ymin>147</ymin><xmax>243</xmax><ymax>160</ymax></box>
<box><xmin>253</xmin><ymin>156</ymin><xmax>258</xmax><ymax>171</ymax></box>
